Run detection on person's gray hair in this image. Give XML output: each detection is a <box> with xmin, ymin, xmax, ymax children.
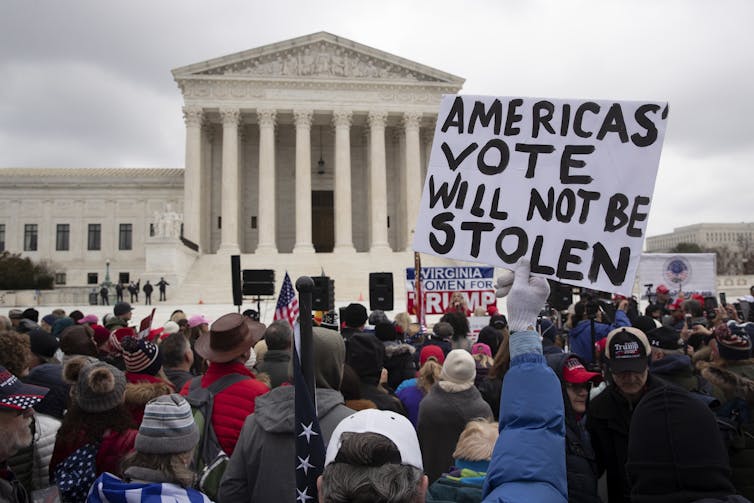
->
<box><xmin>159</xmin><ymin>333</ymin><xmax>189</xmax><ymax>368</ymax></box>
<box><xmin>320</xmin><ymin>432</ymin><xmax>424</xmax><ymax>503</ymax></box>
<box><xmin>264</xmin><ymin>320</ymin><xmax>292</xmax><ymax>351</ymax></box>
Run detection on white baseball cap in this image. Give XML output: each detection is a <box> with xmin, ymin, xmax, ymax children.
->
<box><xmin>325</xmin><ymin>409</ymin><xmax>423</xmax><ymax>471</ymax></box>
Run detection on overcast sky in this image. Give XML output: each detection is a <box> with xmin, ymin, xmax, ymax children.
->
<box><xmin>1</xmin><ymin>0</ymin><xmax>751</xmax><ymax>238</ymax></box>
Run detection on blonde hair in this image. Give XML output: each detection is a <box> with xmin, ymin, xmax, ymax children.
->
<box><xmin>452</xmin><ymin>419</ymin><xmax>499</xmax><ymax>462</ymax></box>
<box><xmin>393</xmin><ymin>312</ymin><xmax>411</xmax><ymax>333</ymax></box>
<box><xmin>473</xmin><ymin>353</ymin><xmax>494</xmax><ymax>368</ymax></box>
<box><xmin>417</xmin><ymin>359</ymin><xmax>442</xmax><ymax>394</ymax></box>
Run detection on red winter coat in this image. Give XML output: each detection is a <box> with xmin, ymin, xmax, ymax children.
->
<box><xmin>180</xmin><ymin>361</ymin><xmax>269</xmax><ymax>456</ymax></box>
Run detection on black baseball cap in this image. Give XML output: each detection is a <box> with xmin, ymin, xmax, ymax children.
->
<box><xmin>606</xmin><ymin>327</ymin><xmax>651</xmax><ymax>373</ymax></box>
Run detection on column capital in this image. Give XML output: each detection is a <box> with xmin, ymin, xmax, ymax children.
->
<box><xmin>332</xmin><ymin>110</ymin><xmax>353</xmax><ymax>129</ymax></box>
<box><xmin>257</xmin><ymin>108</ymin><xmax>277</xmax><ymax>128</ymax></box>
<box><xmin>219</xmin><ymin>107</ymin><xmax>241</xmax><ymax>126</ymax></box>
<box><xmin>402</xmin><ymin>111</ymin><xmax>422</xmax><ymax>130</ymax></box>
<box><xmin>293</xmin><ymin>109</ymin><xmax>314</xmax><ymax>128</ymax></box>
<box><xmin>367</xmin><ymin>110</ymin><xmax>388</xmax><ymax>129</ymax></box>
<box><xmin>182</xmin><ymin>106</ymin><xmax>204</xmax><ymax>127</ymax></box>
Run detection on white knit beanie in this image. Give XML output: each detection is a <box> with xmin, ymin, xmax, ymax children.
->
<box><xmin>440</xmin><ymin>349</ymin><xmax>476</xmax><ymax>385</ymax></box>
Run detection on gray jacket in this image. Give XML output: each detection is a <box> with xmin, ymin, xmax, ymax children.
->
<box><xmin>219</xmin><ymin>386</ymin><xmax>354</xmax><ymax>503</ymax></box>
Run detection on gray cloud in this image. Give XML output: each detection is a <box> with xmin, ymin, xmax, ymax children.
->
<box><xmin>0</xmin><ymin>0</ymin><xmax>751</xmax><ymax>236</ymax></box>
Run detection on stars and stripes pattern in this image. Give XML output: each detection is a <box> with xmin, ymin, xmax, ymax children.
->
<box><xmin>274</xmin><ymin>272</ymin><xmax>300</xmax><ymax>327</ymax></box>
<box><xmin>294</xmin><ymin>333</ymin><xmax>326</xmax><ymax>503</ymax></box>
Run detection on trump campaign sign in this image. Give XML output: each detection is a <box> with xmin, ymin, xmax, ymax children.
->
<box><xmin>406</xmin><ymin>266</ymin><xmax>496</xmax><ymax>315</ymax></box>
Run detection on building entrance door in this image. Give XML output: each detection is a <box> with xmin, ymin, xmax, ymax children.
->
<box><xmin>312</xmin><ymin>190</ymin><xmax>334</xmax><ymax>252</ymax></box>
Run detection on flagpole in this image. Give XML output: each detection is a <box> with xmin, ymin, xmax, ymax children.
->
<box><xmin>414</xmin><ymin>252</ymin><xmax>423</xmax><ymax>328</ymax></box>
<box><xmin>295</xmin><ymin>276</ymin><xmax>316</xmax><ymax>402</ymax></box>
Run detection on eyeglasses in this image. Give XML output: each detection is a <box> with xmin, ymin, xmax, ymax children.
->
<box><xmin>565</xmin><ymin>382</ymin><xmax>593</xmax><ymax>393</ymax></box>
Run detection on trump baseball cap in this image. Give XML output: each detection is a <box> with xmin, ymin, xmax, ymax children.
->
<box><xmin>562</xmin><ymin>356</ymin><xmax>602</xmax><ymax>384</ymax></box>
<box><xmin>606</xmin><ymin>327</ymin><xmax>651</xmax><ymax>373</ymax></box>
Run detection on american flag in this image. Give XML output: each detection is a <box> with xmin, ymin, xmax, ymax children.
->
<box><xmin>274</xmin><ymin>272</ymin><xmax>300</xmax><ymax>327</ymax></box>
<box><xmin>137</xmin><ymin>308</ymin><xmax>156</xmax><ymax>339</ymax></box>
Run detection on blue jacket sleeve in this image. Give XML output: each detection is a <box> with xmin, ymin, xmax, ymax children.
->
<box><xmin>482</xmin><ymin>333</ymin><xmax>567</xmax><ymax>503</ymax></box>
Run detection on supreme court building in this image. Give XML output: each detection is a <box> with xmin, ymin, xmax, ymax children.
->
<box><xmin>0</xmin><ymin>32</ymin><xmax>468</xmax><ymax>305</ymax></box>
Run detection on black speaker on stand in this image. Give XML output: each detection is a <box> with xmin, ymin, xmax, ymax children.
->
<box><xmin>231</xmin><ymin>255</ymin><xmax>242</xmax><ymax>308</ymax></box>
<box><xmin>369</xmin><ymin>272</ymin><xmax>394</xmax><ymax>311</ymax></box>
<box><xmin>242</xmin><ymin>269</ymin><xmax>275</xmax><ymax>296</ymax></box>
<box><xmin>312</xmin><ymin>276</ymin><xmax>334</xmax><ymax>311</ymax></box>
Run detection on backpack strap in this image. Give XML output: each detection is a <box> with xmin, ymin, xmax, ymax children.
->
<box><xmin>205</xmin><ymin>373</ymin><xmax>250</xmax><ymax>395</ymax></box>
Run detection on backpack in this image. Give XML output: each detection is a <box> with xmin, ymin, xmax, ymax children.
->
<box><xmin>185</xmin><ymin>373</ymin><xmax>248</xmax><ymax>501</ymax></box>
<box><xmin>54</xmin><ymin>442</ymin><xmax>99</xmax><ymax>502</ymax></box>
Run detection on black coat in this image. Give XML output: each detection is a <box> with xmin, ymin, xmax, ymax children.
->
<box><xmin>547</xmin><ymin>353</ymin><xmax>601</xmax><ymax>503</ymax></box>
<box><xmin>587</xmin><ymin>373</ymin><xmax>666</xmax><ymax>503</ymax></box>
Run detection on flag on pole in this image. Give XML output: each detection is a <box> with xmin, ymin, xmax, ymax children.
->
<box><xmin>137</xmin><ymin>308</ymin><xmax>156</xmax><ymax>339</ymax></box>
<box><xmin>293</xmin><ymin>323</ymin><xmax>325</xmax><ymax>503</ymax></box>
<box><xmin>274</xmin><ymin>271</ymin><xmax>300</xmax><ymax>327</ymax></box>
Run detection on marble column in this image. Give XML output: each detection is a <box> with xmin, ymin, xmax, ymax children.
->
<box><xmin>367</xmin><ymin>111</ymin><xmax>390</xmax><ymax>251</ymax></box>
<box><xmin>293</xmin><ymin>109</ymin><xmax>315</xmax><ymax>253</ymax></box>
<box><xmin>256</xmin><ymin>109</ymin><xmax>277</xmax><ymax>253</ymax></box>
<box><xmin>421</xmin><ymin>124</ymin><xmax>435</xmax><ymax>184</ymax></box>
<box><xmin>333</xmin><ymin>110</ymin><xmax>355</xmax><ymax>252</ymax></box>
<box><xmin>403</xmin><ymin>112</ymin><xmax>422</xmax><ymax>251</ymax></box>
<box><xmin>201</xmin><ymin>123</ymin><xmax>215</xmax><ymax>253</ymax></box>
<box><xmin>218</xmin><ymin>107</ymin><xmax>241</xmax><ymax>254</ymax></box>
<box><xmin>182</xmin><ymin>106</ymin><xmax>203</xmax><ymax>249</ymax></box>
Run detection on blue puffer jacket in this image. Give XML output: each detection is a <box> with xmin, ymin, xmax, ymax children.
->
<box><xmin>569</xmin><ymin>310</ymin><xmax>630</xmax><ymax>364</ymax></box>
<box><xmin>482</xmin><ymin>331</ymin><xmax>567</xmax><ymax>503</ymax></box>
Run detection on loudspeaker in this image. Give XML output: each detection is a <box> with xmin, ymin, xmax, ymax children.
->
<box><xmin>312</xmin><ymin>276</ymin><xmax>334</xmax><ymax>311</ymax></box>
<box><xmin>231</xmin><ymin>255</ymin><xmax>242</xmax><ymax>306</ymax></box>
<box><xmin>242</xmin><ymin>269</ymin><xmax>275</xmax><ymax>296</ymax></box>
<box><xmin>369</xmin><ymin>272</ymin><xmax>394</xmax><ymax>311</ymax></box>
<box><xmin>547</xmin><ymin>280</ymin><xmax>573</xmax><ymax>311</ymax></box>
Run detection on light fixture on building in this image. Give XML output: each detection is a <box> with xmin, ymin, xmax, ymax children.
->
<box><xmin>317</xmin><ymin>125</ymin><xmax>326</xmax><ymax>175</ymax></box>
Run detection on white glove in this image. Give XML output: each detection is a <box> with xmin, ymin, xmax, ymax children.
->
<box><xmin>495</xmin><ymin>268</ymin><xmax>515</xmax><ymax>298</ymax></box>
<box><xmin>506</xmin><ymin>259</ymin><xmax>550</xmax><ymax>333</ymax></box>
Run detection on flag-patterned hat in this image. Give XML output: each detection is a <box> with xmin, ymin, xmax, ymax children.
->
<box><xmin>0</xmin><ymin>366</ymin><xmax>48</xmax><ymax>412</ymax></box>
<box><xmin>121</xmin><ymin>336</ymin><xmax>163</xmax><ymax>375</ymax></box>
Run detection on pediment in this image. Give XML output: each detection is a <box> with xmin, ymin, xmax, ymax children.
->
<box><xmin>172</xmin><ymin>32</ymin><xmax>464</xmax><ymax>86</ymax></box>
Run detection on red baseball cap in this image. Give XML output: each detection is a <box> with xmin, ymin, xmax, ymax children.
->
<box><xmin>420</xmin><ymin>345</ymin><xmax>445</xmax><ymax>367</ymax></box>
<box><xmin>656</xmin><ymin>285</ymin><xmax>670</xmax><ymax>295</ymax></box>
<box><xmin>562</xmin><ymin>356</ymin><xmax>602</xmax><ymax>384</ymax></box>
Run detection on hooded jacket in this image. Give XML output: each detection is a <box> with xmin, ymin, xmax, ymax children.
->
<box><xmin>255</xmin><ymin>348</ymin><xmax>291</xmax><ymax>388</ymax></box>
<box><xmin>346</xmin><ymin>332</ymin><xmax>406</xmax><ymax>414</ymax></box>
<box><xmin>482</xmin><ymin>345</ymin><xmax>567</xmax><ymax>503</ymax></box>
<box><xmin>218</xmin><ymin>326</ymin><xmax>354</xmax><ymax>503</ymax></box>
<box><xmin>569</xmin><ymin>309</ymin><xmax>630</xmax><ymax>364</ymax></box>
<box><xmin>546</xmin><ymin>353</ymin><xmax>601</xmax><ymax>503</ymax></box>
<box><xmin>383</xmin><ymin>342</ymin><xmax>416</xmax><ymax>390</ymax></box>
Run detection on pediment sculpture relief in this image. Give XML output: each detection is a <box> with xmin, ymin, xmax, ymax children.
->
<box><xmin>198</xmin><ymin>42</ymin><xmax>442</xmax><ymax>82</ymax></box>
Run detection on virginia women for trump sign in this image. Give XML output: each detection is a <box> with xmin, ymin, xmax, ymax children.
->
<box><xmin>413</xmin><ymin>95</ymin><xmax>669</xmax><ymax>295</ymax></box>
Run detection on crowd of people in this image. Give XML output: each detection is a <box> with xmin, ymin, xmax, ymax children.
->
<box><xmin>1</xmin><ymin>271</ymin><xmax>754</xmax><ymax>502</ymax></box>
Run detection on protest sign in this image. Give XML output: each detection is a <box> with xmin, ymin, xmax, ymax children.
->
<box><xmin>406</xmin><ymin>266</ymin><xmax>496</xmax><ymax>315</ymax></box>
<box><xmin>413</xmin><ymin>95</ymin><xmax>669</xmax><ymax>295</ymax></box>
<box><xmin>638</xmin><ymin>253</ymin><xmax>717</xmax><ymax>298</ymax></box>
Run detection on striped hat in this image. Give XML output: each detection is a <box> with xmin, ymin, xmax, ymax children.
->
<box><xmin>135</xmin><ymin>394</ymin><xmax>199</xmax><ymax>454</ymax></box>
<box><xmin>121</xmin><ymin>336</ymin><xmax>163</xmax><ymax>375</ymax></box>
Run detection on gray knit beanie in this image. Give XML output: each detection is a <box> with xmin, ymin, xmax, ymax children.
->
<box><xmin>135</xmin><ymin>394</ymin><xmax>199</xmax><ymax>454</ymax></box>
<box><xmin>75</xmin><ymin>361</ymin><xmax>126</xmax><ymax>412</ymax></box>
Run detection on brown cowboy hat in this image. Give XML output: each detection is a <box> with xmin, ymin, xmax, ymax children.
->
<box><xmin>195</xmin><ymin>313</ymin><xmax>265</xmax><ymax>363</ymax></box>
